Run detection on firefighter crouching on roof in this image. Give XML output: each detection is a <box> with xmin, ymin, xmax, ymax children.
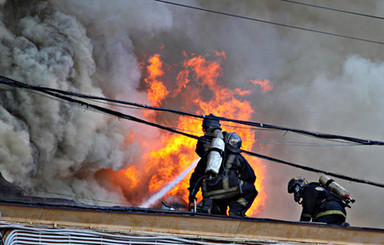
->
<box><xmin>287</xmin><ymin>176</ymin><xmax>353</xmax><ymax>226</ymax></box>
<box><xmin>188</xmin><ymin>114</ymin><xmax>258</xmax><ymax>216</ymax></box>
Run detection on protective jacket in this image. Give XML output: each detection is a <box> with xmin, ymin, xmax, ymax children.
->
<box><xmin>300</xmin><ymin>182</ymin><xmax>346</xmax><ymax>224</ymax></box>
<box><xmin>189</xmin><ymin>134</ymin><xmax>215</xmax><ymax>198</ymax></box>
<box><xmin>195</xmin><ymin>134</ymin><xmax>214</xmax><ymax>158</ymax></box>
<box><xmin>189</xmin><ymin>135</ymin><xmax>257</xmax><ymax>216</ymax></box>
<box><xmin>189</xmin><ymin>134</ymin><xmax>256</xmax><ymax>197</ymax></box>
<box><xmin>202</xmin><ymin>152</ymin><xmax>256</xmax><ymax>199</ymax></box>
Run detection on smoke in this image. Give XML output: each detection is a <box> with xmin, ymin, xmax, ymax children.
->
<box><xmin>163</xmin><ymin>1</ymin><xmax>384</xmax><ymax>228</ymax></box>
<box><xmin>0</xmin><ymin>0</ymin><xmax>152</xmax><ymax>205</ymax></box>
<box><xmin>1</xmin><ymin>0</ymin><xmax>384</xmax><ymax>228</ymax></box>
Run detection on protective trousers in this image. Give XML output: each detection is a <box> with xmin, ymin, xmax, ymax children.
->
<box><xmin>228</xmin><ymin>182</ymin><xmax>258</xmax><ymax>216</ymax></box>
<box><xmin>207</xmin><ymin>181</ymin><xmax>258</xmax><ymax>216</ymax></box>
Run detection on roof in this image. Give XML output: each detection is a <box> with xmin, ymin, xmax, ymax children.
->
<box><xmin>0</xmin><ymin>200</ymin><xmax>384</xmax><ymax>244</ymax></box>
<box><xmin>0</xmin><ymin>173</ymin><xmax>383</xmax><ymax>244</ymax></box>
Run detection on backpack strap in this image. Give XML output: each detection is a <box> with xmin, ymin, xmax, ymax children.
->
<box><xmin>225</xmin><ymin>154</ymin><xmax>236</xmax><ymax>170</ymax></box>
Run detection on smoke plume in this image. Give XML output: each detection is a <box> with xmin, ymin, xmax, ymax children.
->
<box><xmin>1</xmin><ymin>0</ymin><xmax>384</xmax><ymax>228</ymax></box>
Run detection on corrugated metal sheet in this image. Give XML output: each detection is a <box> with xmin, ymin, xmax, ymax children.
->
<box><xmin>2</xmin><ymin>224</ymin><xmax>240</xmax><ymax>245</ymax></box>
<box><xmin>0</xmin><ymin>201</ymin><xmax>384</xmax><ymax>244</ymax></box>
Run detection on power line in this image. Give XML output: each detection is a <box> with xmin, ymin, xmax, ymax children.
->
<box><xmin>242</xmin><ymin>149</ymin><xmax>384</xmax><ymax>188</ymax></box>
<box><xmin>213</xmin><ymin>116</ymin><xmax>384</xmax><ymax>146</ymax></box>
<box><xmin>153</xmin><ymin>0</ymin><xmax>384</xmax><ymax>46</ymax></box>
<box><xmin>1</xmin><ymin>76</ymin><xmax>384</xmax><ymax>189</ymax></box>
<box><xmin>1</xmin><ymin>75</ymin><xmax>383</xmax><ymax>146</ymax></box>
<box><xmin>250</xmin><ymin>138</ymin><xmax>360</xmax><ymax>147</ymax></box>
<box><xmin>12</xmin><ymin>82</ymin><xmax>350</xmax><ymax>149</ymax></box>
<box><xmin>281</xmin><ymin>0</ymin><xmax>384</xmax><ymax>21</ymax></box>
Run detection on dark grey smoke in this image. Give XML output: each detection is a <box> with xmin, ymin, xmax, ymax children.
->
<box><xmin>0</xmin><ymin>0</ymin><xmax>147</xmax><ymax>205</ymax></box>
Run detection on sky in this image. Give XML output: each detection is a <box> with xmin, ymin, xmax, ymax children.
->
<box><xmin>1</xmin><ymin>0</ymin><xmax>384</xmax><ymax>228</ymax></box>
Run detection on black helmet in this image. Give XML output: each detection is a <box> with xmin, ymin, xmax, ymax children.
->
<box><xmin>287</xmin><ymin>177</ymin><xmax>308</xmax><ymax>193</ymax></box>
<box><xmin>202</xmin><ymin>114</ymin><xmax>221</xmax><ymax>132</ymax></box>
<box><xmin>225</xmin><ymin>132</ymin><xmax>242</xmax><ymax>153</ymax></box>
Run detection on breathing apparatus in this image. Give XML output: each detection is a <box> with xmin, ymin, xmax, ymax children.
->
<box><xmin>319</xmin><ymin>175</ymin><xmax>355</xmax><ymax>205</ymax></box>
<box><xmin>202</xmin><ymin>114</ymin><xmax>225</xmax><ymax>180</ymax></box>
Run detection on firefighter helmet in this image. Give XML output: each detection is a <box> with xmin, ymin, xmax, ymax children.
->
<box><xmin>287</xmin><ymin>177</ymin><xmax>308</xmax><ymax>193</ymax></box>
<box><xmin>161</xmin><ymin>195</ymin><xmax>188</xmax><ymax>211</ymax></box>
<box><xmin>225</xmin><ymin>132</ymin><xmax>242</xmax><ymax>153</ymax></box>
<box><xmin>202</xmin><ymin>114</ymin><xmax>221</xmax><ymax>132</ymax></box>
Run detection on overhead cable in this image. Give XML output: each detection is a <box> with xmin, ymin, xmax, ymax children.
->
<box><xmin>1</xmin><ymin>75</ymin><xmax>384</xmax><ymax>146</ymax></box>
<box><xmin>0</xmin><ymin>76</ymin><xmax>384</xmax><ymax>189</ymax></box>
<box><xmin>153</xmin><ymin>0</ymin><xmax>384</xmax><ymax>46</ymax></box>
<box><xmin>214</xmin><ymin>115</ymin><xmax>384</xmax><ymax>146</ymax></box>
<box><xmin>281</xmin><ymin>0</ymin><xmax>384</xmax><ymax>21</ymax></box>
<box><xmin>241</xmin><ymin>149</ymin><xmax>384</xmax><ymax>188</ymax></box>
<box><xmin>250</xmin><ymin>138</ymin><xmax>360</xmax><ymax>147</ymax></box>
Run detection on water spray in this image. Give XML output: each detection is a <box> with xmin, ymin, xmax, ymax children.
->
<box><xmin>140</xmin><ymin>158</ymin><xmax>200</xmax><ymax>208</ymax></box>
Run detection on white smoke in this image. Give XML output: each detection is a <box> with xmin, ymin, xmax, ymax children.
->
<box><xmin>1</xmin><ymin>0</ymin><xmax>384</xmax><ymax>229</ymax></box>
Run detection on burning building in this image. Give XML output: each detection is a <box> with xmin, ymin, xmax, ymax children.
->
<box><xmin>1</xmin><ymin>0</ymin><xmax>384</xmax><ymax>239</ymax></box>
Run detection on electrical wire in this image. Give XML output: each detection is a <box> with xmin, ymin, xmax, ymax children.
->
<box><xmin>1</xmin><ymin>76</ymin><xmax>383</xmax><ymax>189</ymax></box>
<box><xmin>215</xmin><ymin>116</ymin><xmax>384</xmax><ymax>145</ymax></box>
<box><xmin>281</xmin><ymin>0</ymin><xmax>384</xmax><ymax>20</ymax></box>
<box><xmin>1</xmin><ymin>75</ymin><xmax>383</xmax><ymax>146</ymax></box>
<box><xmin>250</xmin><ymin>138</ymin><xmax>360</xmax><ymax>147</ymax></box>
<box><xmin>241</xmin><ymin>148</ymin><xmax>384</xmax><ymax>188</ymax></box>
<box><xmin>153</xmin><ymin>0</ymin><xmax>384</xmax><ymax>46</ymax></box>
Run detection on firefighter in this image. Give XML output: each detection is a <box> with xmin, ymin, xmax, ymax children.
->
<box><xmin>287</xmin><ymin>177</ymin><xmax>348</xmax><ymax>225</ymax></box>
<box><xmin>188</xmin><ymin>116</ymin><xmax>257</xmax><ymax>216</ymax></box>
<box><xmin>188</xmin><ymin>114</ymin><xmax>222</xmax><ymax>209</ymax></box>
<box><xmin>204</xmin><ymin>132</ymin><xmax>258</xmax><ymax>216</ymax></box>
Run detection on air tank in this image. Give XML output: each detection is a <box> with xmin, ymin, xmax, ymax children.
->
<box><xmin>319</xmin><ymin>175</ymin><xmax>351</xmax><ymax>199</ymax></box>
<box><xmin>205</xmin><ymin>128</ymin><xmax>224</xmax><ymax>178</ymax></box>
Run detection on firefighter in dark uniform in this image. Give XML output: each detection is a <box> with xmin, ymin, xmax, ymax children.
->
<box><xmin>188</xmin><ymin>114</ymin><xmax>258</xmax><ymax>216</ymax></box>
<box><xmin>188</xmin><ymin>114</ymin><xmax>222</xmax><ymax>212</ymax></box>
<box><xmin>287</xmin><ymin>177</ymin><xmax>348</xmax><ymax>225</ymax></box>
<box><xmin>208</xmin><ymin>131</ymin><xmax>258</xmax><ymax>216</ymax></box>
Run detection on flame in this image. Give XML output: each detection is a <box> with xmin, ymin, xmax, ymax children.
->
<box><xmin>249</xmin><ymin>79</ymin><xmax>274</xmax><ymax>94</ymax></box>
<box><xmin>144</xmin><ymin>54</ymin><xmax>169</xmax><ymax>106</ymax></box>
<box><xmin>122</xmin><ymin>165</ymin><xmax>139</xmax><ymax>189</ymax></box>
<box><xmin>112</xmin><ymin>51</ymin><xmax>271</xmax><ymax>215</ymax></box>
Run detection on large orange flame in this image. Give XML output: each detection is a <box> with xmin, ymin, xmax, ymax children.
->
<box><xmin>114</xmin><ymin>50</ymin><xmax>272</xmax><ymax>216</ymax></box>
<box><xmin>144</xmin><ymin>54</ymin><xmax>169</xmax><ymax>106</ymax></box>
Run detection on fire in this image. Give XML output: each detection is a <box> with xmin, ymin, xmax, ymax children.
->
<box><xmin>113</xmin><ymin>51</ymin><xmax>271</xmax><ymax>216</ymax></box>
<box><xmin>144</xmin><ymin>54</ymin><xmax>169</xmax><ymax>106</ymax></box>
<box><xmin>250</xmin><ymin>79</ymin><xmax>274</xmax><ymax>94</ymax></box>
<box><xmin>122</xmin><ymin>165</ymin><xmax>139</xmax><ymax>189</ymax></box>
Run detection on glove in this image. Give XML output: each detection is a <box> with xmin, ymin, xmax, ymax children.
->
<box><xmin>188</xmin><ymin>201</ymin><xmax>195</xmax><ymax>212</ymax></box>
<box><xmin>189</xmin><ymin>194</ymin><xmax>196</xmax><ymax>203</ymax></box>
